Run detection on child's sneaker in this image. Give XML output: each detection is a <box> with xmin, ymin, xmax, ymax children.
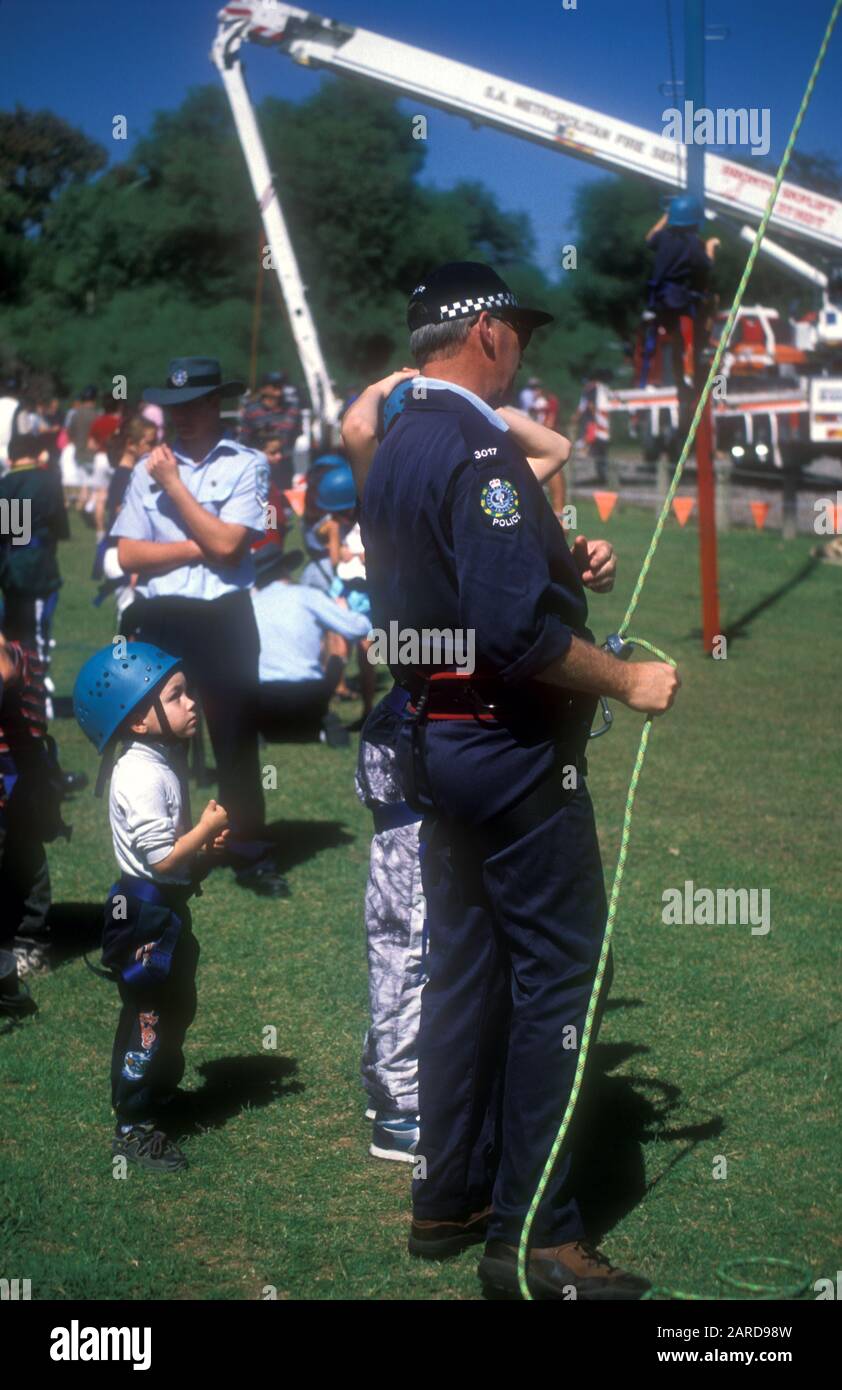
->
<box><xmin>112</xmin><ymin>1123</ymin><xmax>188</xmax><ymax>1172</ymax></box>
<box><xmin>370</xmin><ymin>1112</ymin><xmax>420</xmax><ymax>1164</ymax></box>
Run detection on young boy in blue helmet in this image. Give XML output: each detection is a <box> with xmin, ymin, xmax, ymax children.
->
<box><xmin>74</xmin><ymin>642</ymin><xmax>229</xmax><ymax>1171</ymax></box>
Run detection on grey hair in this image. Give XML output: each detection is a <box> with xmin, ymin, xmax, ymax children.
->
<box><xmin>409</xmin><ymin>313</ymin><xmax>481</xmax><ymax>367</ymax></box>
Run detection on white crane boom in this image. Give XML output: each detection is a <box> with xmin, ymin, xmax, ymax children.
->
<box><xmin>212</xmin><ymin>14</ymin><xmax>343</xmax><ymax>434</ymax></box>
<box><xmin>739</xmin><ymin>226</ymin><xmax>829</xmax><ymax>290</ymax></box>
<box><xmin>217</xmin><ymin>0</ymin><xmax>842</xmax><ymax>254</ymax></box>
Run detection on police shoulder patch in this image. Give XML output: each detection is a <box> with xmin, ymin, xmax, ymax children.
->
<box><xmin>479</xmin><ymin>474</ymin><xmax>521</xmax><ymax>530</ymax></box>
<box><xmin>254</xmin><ymin>457</ymin><xmax>270</xmax><ymax>508</ymax></box>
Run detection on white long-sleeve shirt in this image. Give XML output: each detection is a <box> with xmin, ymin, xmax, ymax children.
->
<box><xmin>251</xmin><ymin>579</ymin><xmax>371</xmax><ymax>683</ymax></box>
<box><xmin>109</xmin><ymin>740</ymin><xmax>193</xmax><ymax>885</ymax></box>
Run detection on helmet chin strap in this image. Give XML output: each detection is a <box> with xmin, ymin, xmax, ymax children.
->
<box><xmin>94</xmin><ymin>672</ymin><xmax>183</xmax><ymax>798</ymax></box>
<box><xmin>94</xmin><ymin>745</ymin><xmax>116</xmax><ymax>799</ymax></box>
<box><xmin>152</xmin><ymin>694</ymin><xmax>175</xmax><ymax>742</ymax></box>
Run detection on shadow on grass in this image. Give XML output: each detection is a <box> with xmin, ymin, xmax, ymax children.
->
<box><xmin>164</xmin><ymin>1054</ymin><xmax>304</xmax><ymax>1139</ymax></box>
<box><xmin>715</xmin><ymin>555</ymin><xmax>820</xmax><ymax>644</ymax></box>
<box><xmin>262</xmin><ymin>818</ymin><xmax>356</xmax><ymax>873</ymax></box>
<box><xmin>569</xmin><ymin>999</ymin><xmax>724</xmax><ymax>1244</ymax></box>
<box><xmin>696</xmin><ymin>1017</ymin><xmax>842</xmax><ymax>1098</ymax></box>
<box><xmin>41</xmin><ymin>901</ymin><xmax>103</xmax><ymax>969</ymax></box>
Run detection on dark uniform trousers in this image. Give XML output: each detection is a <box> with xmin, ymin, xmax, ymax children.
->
<box><xmin>123</xmin><ymin>590</ymin><xmax>265</xmax><ymax>837</ymax></box>
<box><xmin>404</xmin><ymin>718</ymin><xmax>610</xmax><ymax>1249</ymax></box>
<box><xmin>0</xmin><ymin>750</ymin><xmax>57</xmax><ymax>946</ymax></box>
<box><xmin>102</xmin><ymin>884</ymin><xmax>199</xmax><ymax>1126</ymax></box>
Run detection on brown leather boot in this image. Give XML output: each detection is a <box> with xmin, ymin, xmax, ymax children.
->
<box><xmin>408</xmin><ymin>1207</ymin><xmax>493</xmax><ymax>1260</ymax></box>
<box><xmin>479</xmin><ymin>1239</ymin><xmax>650</xmax><ymax>1300</ymax></box>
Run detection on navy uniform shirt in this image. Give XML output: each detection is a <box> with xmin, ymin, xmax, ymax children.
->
<box><xmin>648</xmin><ymin>228</ymin><xmax>711</xmax><ymax>312</ymax></box>
<box><xmin>361</xmin><ymin>378</ymin><xmax>591</xmax><ymax>691</ymax></box>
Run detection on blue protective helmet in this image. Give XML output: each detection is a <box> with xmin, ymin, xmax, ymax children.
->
<box><xmin>668</xmin><ymin>194</ymin><xmax>703</xmax><ymax>228</ymax></box>
<box><xmin>381</xmin><ymin>378</ymin><xmax>416</xmax><ymax>437</ymax></box>
<box><xmin>315</xmin><ymin>461</ymin><xmax>356</xmax><ymax>512</ymax></box>
<box><xmin>309</xmin><ymin>452</ymin><xmax>347</xmax><ymax>474</ymax></box>
<box><xmin>73</xmin><ymin>643</ymin><xmax>182</xmax><ymax>753</ymax></box>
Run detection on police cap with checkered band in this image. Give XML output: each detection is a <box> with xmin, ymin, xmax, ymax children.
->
<box><xmin>406</xmin><ymin>262</ymin><xmax>553</xmax><ymax>334</ymax></box>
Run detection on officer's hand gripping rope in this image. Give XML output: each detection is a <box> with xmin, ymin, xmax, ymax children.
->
<box><xmin>589</xmin><ymin>633</ymin><xmax>634</xmax><ymax>739</ymax></box>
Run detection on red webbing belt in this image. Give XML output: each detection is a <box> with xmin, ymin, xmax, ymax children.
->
<box><xmin>407</xmin><ymin>671</ymin><xmax>501</xmax><ymax>723</ymax></box>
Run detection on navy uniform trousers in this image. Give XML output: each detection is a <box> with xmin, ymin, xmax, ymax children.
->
<box><xmin>122</xmin><ymin>589</ymin><xmax>265</xmax><ymax>838</ymax></box>
<box><xmin>402</xmin><ymin>715</ymin><xmax>610</xmax><ymax>1249</ymax></box>
<box><xmin>102</xmin><ymin>880</ymin><xmax>199</xmax><ymax>1127</ymax></box>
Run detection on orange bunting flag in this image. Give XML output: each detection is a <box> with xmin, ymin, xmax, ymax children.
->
<box><xmin>672</xmin><ymin>496</ymin><xmax>695</xmax><ymax>527</ymax></box>
<box><xmin>283</xmin><ymin>485</ymin><xmax>307</xmax><ymax>518</ymax></box>
<box><xmin>750</xmin><ymin>500</ymin><xmax>771</xmax><ymax>530</ymax></box>
<box><xmin>593</xmin><ymin>490</ymin><xmax>618</xmax><ymax>522</ymax></box>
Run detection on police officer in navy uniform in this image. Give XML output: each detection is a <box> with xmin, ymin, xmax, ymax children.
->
<box><xmin>112</xmin><ymin>358</ymin><xmax>288</xmax><ymax>898</ymax></box>
<box><xmin>360</xmin><ymin>264</ymin><xmax>680</xmax><ymax>1299</ymax></box>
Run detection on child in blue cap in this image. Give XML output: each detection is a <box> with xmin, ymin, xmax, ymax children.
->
<box><xmin>74</xmin><ymin>642</ymin><xmax>229</xmax><ymax>1171</ymax></box>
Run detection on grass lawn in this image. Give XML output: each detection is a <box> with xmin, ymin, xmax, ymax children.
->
<box><xmin>1</xmin><ymin>500</ymin><xmax>839</xmax><ymax>1301</ymax></box>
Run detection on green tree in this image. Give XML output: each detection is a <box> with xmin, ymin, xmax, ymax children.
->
<box><xmin>2</xmin><ymin>81</ymin><xmax>538</xmax><ymax>392</ymax></box>
<box><xmin>0</xmin><ymin>107</ymin><xmax>106</xmax><ymax>307</ymax></box>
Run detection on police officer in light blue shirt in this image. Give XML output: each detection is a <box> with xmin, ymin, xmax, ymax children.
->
<box><xmin>111</xmin><ymin>357</ymin><xmax>288</xmax><ymax>898</ymax></box>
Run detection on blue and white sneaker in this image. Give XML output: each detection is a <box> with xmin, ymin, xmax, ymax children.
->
<box><xmin>370</xmin><ymin>1112</ymin><xmax>420</xmax><ymax>1164</ymax></box>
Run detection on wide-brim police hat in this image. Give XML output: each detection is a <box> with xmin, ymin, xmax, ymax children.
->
<box><xmin>143</xmin><ymin>357</ymin><xmax>245</xmax><ymax>406</ymax></box>
<box><xmin>407</xmin><ymin>262</ymin><xmax>554</xmax><ymax>334</ymax></box>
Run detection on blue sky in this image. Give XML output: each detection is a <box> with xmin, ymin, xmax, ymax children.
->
<box><xmin>4</xmin><ymin>0</ymin><xmax>842</xmax><ymax>276</ymax></box>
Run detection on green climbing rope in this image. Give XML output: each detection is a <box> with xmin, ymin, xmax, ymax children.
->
<box><xmin>516</xmin><ymin>0</ymin><xmax>841</xmax><ymax>1302</ymax></box>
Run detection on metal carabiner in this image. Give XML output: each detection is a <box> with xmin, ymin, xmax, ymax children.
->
<box><xmin>589</xmin><ymin>633</ymin><xmax>634</xmax><ymax>740</ymax></box>
<box><xmin>589</xmin><ymin>696</ymin><xmax>614</xmax><ymax>739</ymax></box>
<box><xmin>469</xmin><ymin>683</ymin><xmax>501</xmax><ymax>724</ymax></box>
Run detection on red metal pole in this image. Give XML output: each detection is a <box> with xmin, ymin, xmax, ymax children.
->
<box><xmin>685</xmin><ymin>0</ymin><xmax>720</xmax><ymax>653</ymax></box>
<box><xmin>695</xmin><ymin>372</ymin><xmax>720</xmax><ymax>652</ymax></box>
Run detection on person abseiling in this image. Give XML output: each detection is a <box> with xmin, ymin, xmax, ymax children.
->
<box><xmin>640</xmin><ymin>195</ymin><xmax>720</xmax><ymax>425</ymax></box>
<box><xmin>74</xmin><ymin>642</ymin><xmax>230</xmax><ymax>1172</ymax></box>
<box><xmin>110</xmin><ymin>357</ymin><xmax>288</xmax><ymax>899</ymax></box>
<box><xmin>360</xmin><ymin>260</ymin><xmax>680</xmax><ymax>1300</ymax></box>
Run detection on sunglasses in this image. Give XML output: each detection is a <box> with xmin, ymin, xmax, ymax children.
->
<box><xmin>490</xmin><ymin>314</ymin><xmax>532</xmax><ymax>352</ymax></box>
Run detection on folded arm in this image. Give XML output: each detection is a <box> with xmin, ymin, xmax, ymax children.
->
<box><xmin>116</xmin><ymin>537</ymin><xmax>203</xmax><ymax>578</ymax></box>
<box><xmin>150</xmin><ymin>822</ymin><xmax>216</xmax><ymax>877</ymax></box>
<box><xmin>341</xmin><ymin>368</ymin><xmax>417</xmax><ymax>492</ymax></box>
<box><xmin>163</xmin><ymin>479</ymin><xmax>251</xmax><ymax>565</ymax></box>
